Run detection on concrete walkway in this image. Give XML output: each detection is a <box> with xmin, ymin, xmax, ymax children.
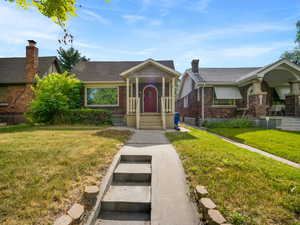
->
<box><xmin>121</xmin><ymin>130</ymin><xmax>200</xmax><ymax>225</ymax></box>
<box><xmin>189</xmin><ymin>126</ymin><xmax>300</xmax><ymax>169</ymax></box>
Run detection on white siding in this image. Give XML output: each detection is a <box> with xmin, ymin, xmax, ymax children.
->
<box><xmin>180</xmin><ymin>76</ymin><xmax>193</xmax><ymax>98</ymax></box>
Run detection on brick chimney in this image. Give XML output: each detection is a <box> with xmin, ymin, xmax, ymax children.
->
<box><xmin>25</xmin><ymin>40</ymin><xmax>38</xmax><ymax>83</ymax></box>
<box><xmin>191</xmin><ymin>59</ymin><xmax>199</xmax><ymax>73</ymax></box>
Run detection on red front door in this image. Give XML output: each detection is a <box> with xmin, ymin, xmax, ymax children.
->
<box><xmin>144</xmin><ymin>86</ymin><xmax>157</xmax><ymax>112</ymax></box>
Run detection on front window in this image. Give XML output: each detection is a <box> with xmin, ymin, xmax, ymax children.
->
<box><xmin>213</xmin><ymin>92</ymin><xmax>235</xmax><ymax>106</ymax></box>
<box><xmin>86</xmin><ymin>87</ymin><xmax>119</xmax><ymax>106</ymax></box>
<box><xmin>0</xmin><ymin>87</ymin><xmax>8</xmax><ymax>105</ymax></box>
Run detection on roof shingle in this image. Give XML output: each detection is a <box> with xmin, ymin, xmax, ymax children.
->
<box><xmin>0</xmin><ymin>56</ymin><xmax>57</xmax><ymax>84</ymax></box>
<box><xmin>190</xmin><ymin>67</ymin><xmax>262</xmax><ymax>83</ymax></box>
<box><xmin>72</xmin><ymin>60</ymin><xmax>175</xmax><ymax>82</ymax></box>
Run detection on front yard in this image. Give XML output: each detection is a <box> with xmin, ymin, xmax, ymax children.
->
<box><xmin>166</xmin><ymin>127</ymin><xmax>300</xmax><ymax>225</ymax></box>
<box><xmin>208</xmin><ymin>127</ymin><xmax>300</xmax><ymax>164</ymax></box>
<box><xmin>0</xmin><ymin>125</ymin><xmax>132</xmax><ymax>225</ymax></box>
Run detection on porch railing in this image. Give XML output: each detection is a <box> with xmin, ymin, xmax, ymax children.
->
<box><xmin>162</xmin><ymin>97</ymin><xmax>172</xmax><ymax>113</ymax></box>
<box><xmin>129</xmin><ymin>97</ymin><xmax>136</xmax><ymax>113</ymax></box>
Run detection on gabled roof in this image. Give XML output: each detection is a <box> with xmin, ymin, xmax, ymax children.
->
<box><xmin>0</xmin><ymin>56</ymin><xmax>58</xmax><ymax>84</ymax></box>
<box><xmin>236</xmin><ymin>59</ymin><xmax>300</xmax><ymax>83</ymax></box>
<box><xmin>72</xmin><ymin>59</ymin><xmax>176</xmax><ymax>82</ymax></box>
<box><xmin>183</xmin><ymin>59</ymin><xmax>300</xmax><ymax>86</ymax></box>
<box><xmin>120</xmin><ymin>58</ymin><xmax>180</xmax><ymax>78</ymax></box>
<box><xmin>196</xmin><ymin>67</ymin><xmax>261</xmax><ymax>83</ymax></box>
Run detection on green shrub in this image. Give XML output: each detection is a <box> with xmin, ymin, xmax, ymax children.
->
<box><xmin>203</xmin><ymin>118</ymin><xmax>254</xmax><ymax>129</ymax></box>
<box><xmin>26</xmin><ymin>72</ymin><xmax>83</xmax><ymax>123</ymax></box>
<box><xmin>53</xmin><ymin>108</ymin><xmax>112</xmax><ymax>125</ymax></box>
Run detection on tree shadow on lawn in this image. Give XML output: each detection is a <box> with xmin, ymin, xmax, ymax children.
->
<box><xmin>0</xmin><ymin>124</ymin><xmax>108</xmax><ymax>134</ymax></box>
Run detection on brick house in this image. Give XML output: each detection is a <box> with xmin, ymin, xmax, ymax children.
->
<box><xmin>72</xmin><ymin>59</ymin><xmax>180</xmax><ymax>129</ymax></box>
<box><xmin>0</xmin><ymin>40</ymin><xmax>60</xmax><ymax>124</ymax></box>
<box><xmin>177</xmin><ymin>59</ymin><xmax>300</xmax><ymax>125</ymax></box>
<box><xmin>0</xmin><ymin>40</ymin><xmax>180</xmax><ymax>129</ymax></box>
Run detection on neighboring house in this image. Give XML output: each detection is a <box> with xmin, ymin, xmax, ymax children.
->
<box><xmin>0</xmin><ymin>40</ymin><xmax>60</xmax><ymax>124</ymax></box>
<box><xmin>72</xmin><ymin>58</ymin><xmax>180</xmax><ymax>129</ymax></box>
<box><xmin>177</xmin><ymin>59</ymin><xmax>300</xmax><ymax>124</ymax></box>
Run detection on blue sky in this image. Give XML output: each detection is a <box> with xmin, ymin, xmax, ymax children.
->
<box><xmin>0</xmin><ymin>0</ymin><xmax>300</xmax><ymax>72</ymax></box>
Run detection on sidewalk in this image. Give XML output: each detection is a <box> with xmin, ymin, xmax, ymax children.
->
<box><xmin>121</xmin><ymin>130</ymin><xmax>200</xmax><ymax>225</ymax></box>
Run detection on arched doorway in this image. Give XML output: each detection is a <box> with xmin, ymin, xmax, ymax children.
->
<box><xmin>143</xmin><ymin>85</ymin><xmax>158</xmax><ymax>112</ymax></box>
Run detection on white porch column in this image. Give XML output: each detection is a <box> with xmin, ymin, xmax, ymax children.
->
<box><xmin>162</xmin><ymin>77</ymin><xmax>165</xmax><ymax>97</ymax></box>
<box><xmin>126</xmin><ymin>78</ymin><xmax>129</xmax><ymax>114</ymax></box>
<box><xmin>136</xmin><ymin>77</ymin><xmax>140</xmax><ymax>129</ymax></box>
<box><xmin>172</xmin><ymin>77</ymin><xmax>176</xmax><ymax>113</ymax></box>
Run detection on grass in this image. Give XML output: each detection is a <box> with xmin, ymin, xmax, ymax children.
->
<box><xmin>0</xmin><ymin>125</ymin><xmax>132</xmax><ymax>225</ymax></box>
<box><xmin>208</xmin><ymin>127</ymin><xmax>300</xmax><ymax>164</ymax></box>
<box><xmin>166</xmin><ymin>127</ymin><xmax>300</xmax><ymax>225</ymax></box>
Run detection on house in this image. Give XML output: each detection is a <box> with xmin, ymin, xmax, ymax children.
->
<box><xmin>0</xmin><ymin>40</ymin><xmax>60</xmax><ymax>124</ymax></box>
<box><xmin>177</xmin><ymin>59</ymin><xmax>300</xmax><ymax>125</ymax></box>
<box><xmin>72</xmin><ymin>58</ymin><xmax>180</xmax><ymax>129</ymax></box>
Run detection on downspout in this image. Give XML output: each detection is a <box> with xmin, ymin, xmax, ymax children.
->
<box><xmin>201</xmin><ymin>82</ymin><xmax>206</xmax><ymax>122</ymax></box>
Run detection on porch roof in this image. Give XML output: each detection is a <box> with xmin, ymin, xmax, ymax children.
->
<box><xmin>72</xmin><ymin>59</ymin><xmax>176</xmax><ymax>82</ymax></box>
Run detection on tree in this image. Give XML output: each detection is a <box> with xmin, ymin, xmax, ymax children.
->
<box><xmin>57</xmin><ymin>47</ymin><xmax>89</xmax><ymax>72</ymax></box>
<box><xmin>6</xmin><ymin>0</ymin><xmax>110</xmax><ymax>26</ymax></box>
<box><xmin>26</xmin><ymin>72</ymin><xmax>83</xmax><ymax>123</ymax></box>
<box><xmin>281</xmin><ymin>21</ymin><xmax>300</xmax><ymax>65</ymax></box>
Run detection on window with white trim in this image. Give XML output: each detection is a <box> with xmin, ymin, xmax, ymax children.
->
<box><xmin>213</xmin><ymin>87</ymin><xmax>242</xmax><ymax>106</ymax></box>
<box><xmin>0</xmin><ymin>87</ymin><xmax>8</xmax><ymax>105</ymax></box>
<box><xmin>86</xmin><ymin>87</ymin><xmax>119</xmax><ymax>106</ymax></box>
<box><xmin>183</xmin><ymin>95</ymin><xmax>189</xmax><ymax>108</ymax></box>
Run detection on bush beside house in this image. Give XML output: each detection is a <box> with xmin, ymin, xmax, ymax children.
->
<box><xmin>203</xmin><ymin>118</ymin><xmax>254</xmax><ymax>128</ymax></box>
<box><xmin>26</xmin><ymin>73</ymin><xmax>112</xmax><ymax>125</ymax></box>
<box><xmin>53</xmin><ymin>108</ymin><xmax>112</xmax><ymax>125</ymax></box>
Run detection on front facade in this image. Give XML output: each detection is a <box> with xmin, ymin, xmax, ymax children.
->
<box><xmin>73</xmin><ymin>59</ymin><xmax>180</xmax><ymax>129</ymax></box>
<box><xmin>0</xmin><ymin>40</ymin><xmax>59</xmax><ymax>124</ymax></box>
<box><xmin>177</xmin><ymin>59</ymin><xmax>300</xmax><ymax>124</ymax></box>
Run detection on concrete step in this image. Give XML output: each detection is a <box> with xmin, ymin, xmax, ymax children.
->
<box><xmin>140</xmin><ymin>125</ymin><xmax>163</xmax><ymax>130</ymax></box>
<box><xmin>120</xmin><ymin>155</ymin><xmax>152</xmax><ymax>163</ymax></box>
<box><xmin>101</xmin><ymin>185</ymin><xmax>151</xmax><ymax>212</ymax></box>
<box><xmin>113</xmin><ymin>163</ymin><xmax>151</xmax><ymax>183</ymax></box>
<box><xmin>97</xmin><ymin>211</ymin><xmax>150</xmax><ymax>225</ymax></box>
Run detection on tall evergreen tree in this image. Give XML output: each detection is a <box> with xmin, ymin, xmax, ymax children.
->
<box><xmin>57</xmin><ymin>47</ymin><xmax>89</xmax><ymax>72</ymax></box>
<box><xmin>281</xmin><ymin>21</ymin><xmax>300</xmax><ymax>65</ymax></box>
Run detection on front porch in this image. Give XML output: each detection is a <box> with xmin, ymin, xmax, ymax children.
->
<box><xmin>240</xmin><ymin>59</ymin><xmax>300</xmax><ymax>118</ymax></box>
<box><xmin>122</xmin><ymin>59</ymin><xmax>179</xmax><ymax>130</ymax></box>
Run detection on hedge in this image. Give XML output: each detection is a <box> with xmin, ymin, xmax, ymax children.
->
<box><xmin>202</xmin><ymin>118</ymin><xmax>254</xmax><ymax>129</ymax></box>
<box><xmin>53</xmin><ymin>108</ymin><xmax>112</xmax><ymax>125</ymax></box>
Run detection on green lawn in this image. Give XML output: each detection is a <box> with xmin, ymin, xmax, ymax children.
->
<box><xmin>0</xmin><ymin>125</ymin><xmax>132</xmax><ymax>225</ymax></box>
<box><xmin>166</xmin><ymin>127</ymin><xmax>300</xmax><ymax>225</ymax></box>
<box><xmin>208</xmin><ymin>127</ymin><xmax>300</xmax><ymax>164</ymax></box>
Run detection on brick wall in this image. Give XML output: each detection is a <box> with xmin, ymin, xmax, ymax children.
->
<box><xmin>0</xmin><ymin>85</ymin><xmax>33</xmax><ymax>113</ymax></box>
<box><xmin>176</xmin><ymin>86</ymin><xmax>237</xmax><ymax>120</ymax></box>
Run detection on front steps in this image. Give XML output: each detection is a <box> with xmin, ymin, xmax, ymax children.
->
<box><xmin>96</xmin><ymin>155</ymin><xmax>152</xmax><ymax>225</ymax></box>
<box><xmin>140</xmin><ymin>114</ymin><xmax>162</xmax><ymax>130</ymax></box>
<box><xmin>278</xmin><ymin>117</ymin><xmax>300</xmax><ymax>131</ymax></box>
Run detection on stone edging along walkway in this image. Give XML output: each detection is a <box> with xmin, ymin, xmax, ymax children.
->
<box><xmin>185</xmin><ymin>125</ymin><xmax>300</xmax><ymax>169</ymax></box>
